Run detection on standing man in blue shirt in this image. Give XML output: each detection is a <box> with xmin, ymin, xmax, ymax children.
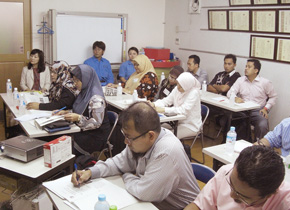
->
<box><xmin>84</xmin><ymin>41</ymin><xmax>114</xmax><ymax>86</ymax></box>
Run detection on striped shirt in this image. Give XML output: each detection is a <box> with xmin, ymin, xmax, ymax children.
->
<box><xmin>264</xmin><ymin>118</ymin><xmax>290</xmax><ymax>157</ymax></box>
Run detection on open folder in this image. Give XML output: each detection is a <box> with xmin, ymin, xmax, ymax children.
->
<box><xmin>42</xmin><ymin>175</ymin><xmax>138</xmax><ymax>210</ymax></box>
<box><xmin>34</xmin><ymin>115</ymin><xmax>65</xmax><ymax>129</ymax></box>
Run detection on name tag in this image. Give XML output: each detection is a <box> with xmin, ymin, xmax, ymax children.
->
<box><xmin>163</xmin><ymin>88</ymin><xmax>170</xmax><ymax>96</ymax></box>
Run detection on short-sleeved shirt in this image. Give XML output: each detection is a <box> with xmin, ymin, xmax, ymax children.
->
<box><xmin>119</xmin><ymin>60</ymin><xmax>135</xmax><ymax>80</ymax></box>
<box><xmin>84</xmin><ymin>56</ymin><xmax>114</xmax><ymax>86</ymax></box>
<box><xmin>189</xmin><ymin>68</ymin><xmax>209</xmax><ymax>85</ymax></box>
<box><xmin>209</xmin><ymin>70</ymin><xmax>241</xmax><ymax>95</ymax></box>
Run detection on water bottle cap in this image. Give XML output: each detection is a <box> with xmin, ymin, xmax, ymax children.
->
<box><xmin>14</xmin><ymin>87</ymin><xmax>18</xmax><ymax>91</ymax></box>
<box><xmin>203</xmin><ymin>80</ymin><xmax>206</xmax><ymax>84</ymax></box>
<box><xmin>109</xmin><ymin>205</ymin><xmax>118</xmax><ymax>210</ymax></box>
<box><xmin>162</xmin><ymin>72</ymin><xmax>164</xmax><ymax>74</ymax></box>
<box><xmin>98</xmin><ymin>194</ymin><xmax>106</xmax><ymax>201</ymax></box>
<box><xmin>118</xmin><ymin>83</ymin><xmax>121</xmax><ymax>86</ymax></box>
<box><xmin>7</xmin><ymin>79</ymin><xmax>10</xmax><ymax>82</ymax></box>
<box><xmin>230</xmin><ymin>126</ymin><xmax>235</xmax><ymax>131</ymax></box>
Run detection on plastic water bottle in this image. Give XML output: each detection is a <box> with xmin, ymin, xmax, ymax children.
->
<box><xmin>19</xmin><ymin>93</ymin><xmax>26</xmax><ymax>115</ymax></box>
<box><xmin>160</xmin><ymin>72</ymin><xmax>165</xmax><ymax>86</ymax></box>
<box><xmin>225</xmin><ymin>126</ymin><xmax>237</xmax><ymax>155</ymax></box>
<box><xmin>109</xmin><ymin>205</ymin><xmax>117</xmax><ymax>210</ymax></box>
<box><xmin>13</xmin><ymin>87</ymin><xmax>20</xmax><ymax>108</ymax></box>
<box><xmin>6</xmin><ymin>79</ymin><xmax>12</xmax><ymax>99</ymax></box>
<box><xmin>229</xmin><ymin>92</ymin><xmax>235</xmax><ymax>106</ymax></box>
<box><xmin>117</xmin><ymin>83</ymin><xmax>122</xmax><ymax>100</ymax></box>
<box><xmin>202</xmin><ymin>80</ymin><xmax>207</xmax><ymax>94</ymax></box>
<box><xmin>94</xmin><ymin>194</ymin><xmax>110</xmax><ymax>210</ymax></box>
<box><xmin>132</xmin><ymin>90</ymin><xmax>138</xmax><ymax>102</ymax></box>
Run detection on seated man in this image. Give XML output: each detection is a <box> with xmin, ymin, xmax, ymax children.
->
<box><xmin>227</xmin><ymin>59</ymin><xmax>277</xmax><ymax>139</ymax></box>
<box><xmin>254</xmin><ymin>117</ymin><xmax>290</xmax><ymax>157</ymax></box>
<box><xmin>207</xmin><ymin>54</ymin><xmax>240</xmax><ymax>96</ymax></box>
<box><xmin>185</xmin><ymin>146</ymin><xmax>290</xmax><ymax>210</ymax></box>
<box><xmin>71</xmin><ymin>101</ymin><xmax>200</xmax><ymax>209</ymax></box>
<box><xmin>187</xmin><ymin>54</ymin><xmax>208</xmax><ymax>85</ymax></box>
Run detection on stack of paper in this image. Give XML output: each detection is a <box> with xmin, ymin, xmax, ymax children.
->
<box><xmin>35</xmin><ymin>115</ymin><xmax>64</xmax><ymax>128</ymax></box>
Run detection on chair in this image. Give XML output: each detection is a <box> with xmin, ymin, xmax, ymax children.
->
<box><xmin>180</xmin><ymin>104</ymin><xmax>209</xmax><ymax>164</ymax></box>
<box><xmin>97</xmin><ymin>111</ymin><xmax>119</xmax><ymax>160</ymax></box>
<box><xmin>191</xmin><ymin>163</ymin><xmax>216</xmax><ymax>183</ymax></box>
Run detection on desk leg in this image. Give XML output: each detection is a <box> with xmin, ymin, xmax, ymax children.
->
<box><xmin>173</xmin><ymin>121</ymin><xmax>178</xmax><ymax>136</ymax></box>
<box><xmin>222</xmin><ymin>112</ymin><xmax>233</xmax><ymax>144</ymax></box>
<box><xmin>3</xmin><ymin>102</ymin><xmax>8</xmax><ymax>139</ymax></box>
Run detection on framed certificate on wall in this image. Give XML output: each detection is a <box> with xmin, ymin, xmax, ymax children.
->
<box><xmin>277</xmin><ymin>38</ymin><xmax>290</xmax><ymax>62</ymax></box>
<box><xmin>278</xmin><ymin>10</ymin><xmax>290</xmax><ymax>34</ymax></box>
<box><xmin>229</xmin><ymin>10</ymin><xmax>250</xmax><ymax>31</ymax></box>
<box><xmin>281</xmin><ymin>0</ymin><xmax>290</xmax><ymax>5</ymax></box>
<box><xmin>229</xmin><ymin>0</ymin><xmax>252</xmax><ymax>6</ymax></box>
<box><xmin>208</xmin><ymin>10</ymin><xmax>228</xmax><ymax>30</ymax></box>
<box><xmin>253</xmin><ymin>0</ymin><xmax>278</xmax><ymax>5</ymax></box>
<box><xmin>250</xmin><ymin>35</ymin><xmax>276</xmax><ymax>60</ymax></box>
<box><xmin>252</xmin><ymin>10</ymin><xmax>277</xmax><ymax>33</ymax></box>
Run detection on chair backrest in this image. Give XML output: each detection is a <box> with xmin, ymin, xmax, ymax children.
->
<box><xmin>191</xmin><ymin>163</ymin><xmax>216</xmax><ymax>183</ymax></box>
<box><xmin>107</xmin><ymin>111</ymin><xmax>119</xmax><ymax>143</ymax></box>
<box><xmin>201</xmin><ymin>104</ymin><xmax>209</xmax><ymax>127</ymax></box>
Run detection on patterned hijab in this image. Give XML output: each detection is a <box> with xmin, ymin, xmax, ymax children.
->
<box><xmin>124</xmin><ymin>54</ymin><xmax>156</xmax><ymax>93</ymax></box>
<box><xmin>48</xmin><ymin>62</ymin><xmax>79</xmax><ymax>101</ymax></box>
<box><xmin>71</xmin><ymin>64</ymin><xmax>104</xmax><ymax>114</ymax></box>
<box><xmin>175</xmin><ymin>72</ymin><xmax>201</xmax><ymax>106</ymax></box>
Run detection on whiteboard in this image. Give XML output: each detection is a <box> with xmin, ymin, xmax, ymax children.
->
<box><xmin>54</xmin><ymin>12</ymin><xmax>126</xmax><ymax>65</ymax></box>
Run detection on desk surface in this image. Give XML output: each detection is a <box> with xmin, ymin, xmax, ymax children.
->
<box><xmin>45</xmin><ymin>175</ymin><xmax>158</xmax><ymax>210</ymax></box>
<box><xmin>202</xmin><ymin>140</ymin><xmax>290</xmax><ymax>183</ymax></box>
<box><xmin>200</xmin><ymin>91</ymin><xmax>260</xmax><ymax>112</ymax></box>
<box><xmin>1</xmin><ymin>93</ymin><xmax>80</xmax><ymax>138</ymax></box>
<box><xmin>0</xmin><ymin>154</ymin><xmax>75</xmax><ymax>183</ymax></box>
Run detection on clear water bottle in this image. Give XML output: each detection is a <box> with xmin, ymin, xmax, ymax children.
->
<box><xmin>202</xmin><ymin>80</ymin><xmax>207</xmax><ymax>94</ymax></box>
<box><xmin>229</xmin><ymin>91</ymin><xmax>235</xmax><ymax>106</ymax></box>
<box><xmin>6</xmin><ymin>79</ymin><xmax>12</xmax><ymax>99</ymax></box>
<box><xmin>94</xmin><ymin>194</ymin><xmax>110</xmax><ymax>210</ymax></box>
<box><xmin>19</xmin><ymin>93</ymin><xmax>26</xmax><ymax>115</ymax></box>
<box><xmin>117</xmin><ymin>83</ymin><xmax>122</xmax><ymax>100</ymax></box>
<box><xmin>225</xmin><ymin>126</ymin><xmax>237</xmax><ymax>155</ymax></box>
<box><xmin>132</xmin><ymin>90</ymin><xmax>138</xmax><ymax>102</ymax></box>
<box><xmin>160</xmin><ymin>72</ymin><xmax>165</xmax><ymax>86</ymax></box>
<box><xmin>109</xmin><ymin>205</ymin><xmax>117</xmax><ymax>210</ymax></box>
<box><xmin>13</xmin><ymin>87</ymin><xmax>20</xmax><ymax>108</ymax></box>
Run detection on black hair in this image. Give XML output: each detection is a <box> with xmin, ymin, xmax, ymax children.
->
<box><xmin>120</xmin><ymin>102</ymin><xmax>161</xmax><ymax>134</ymax></box>
<box><xmin>188</xmin><ymin>55</ymin><xmax>200</xmax><ymax>66</ymax></box>
<box><xmin>28</xmin><ymin>49</ymin><xmax>45</xmax><ymax>73</ymax></box>
<box><xmin>128</xmin><ymin>47</ymin><xmax>139</xmax><ymax>54</ymax></box>
<box><xmin>92</xmin><ymin>41</ymin><xmax>106</xmax><ymax>51</ymax></box>
<box><xmin>224</xmin><ymin>54</ymin><xmax>237</xmax><ymax>64</ymax></box>
<box><xmin>235</xmin><ymin>146</ymin><xmax>285</xmax><ymax>197</ymax></box>
<box><xmin>247</xmin><ymin>59</ymin><xmax>261</xmax><ymax>75</ymax></box>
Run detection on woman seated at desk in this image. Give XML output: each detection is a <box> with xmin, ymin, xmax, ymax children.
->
<box><xmin>154</xmin><ymin>65</ymin><xmax>184</xmax><ymax>101</ymax></box>
<box><xmin>56</xmin><ymin>64</ymin><xmax>111</xmax><ymax>156</ymax></box>
<box><xmin>123</xmin><ymin>54</ymin><xmax>159</xmax><ymax>101</ymax></box>
<box><xmin>20</xmin><ymin>49</ymin><xmax>51</xmax><ymax>93</ymax></box>
<box><xmin>118</xmin><ymin>47</ymin><xmax>138</xmax><ymax>84</ymax></box>
<box><xmin>26</xmin><ymin>61</ymin><xmax>79</xmax><ymax>111</ymax></box>
<box><xmin>150</xmin><ymin>72</ymin><xmax>202</xmax><ymax>139</ymax></box>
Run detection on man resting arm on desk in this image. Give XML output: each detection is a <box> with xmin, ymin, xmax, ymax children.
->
<box><xmin>71</xmin><ymin>102</ymin><xmax>200</xmax><ymax>210</ymax></box>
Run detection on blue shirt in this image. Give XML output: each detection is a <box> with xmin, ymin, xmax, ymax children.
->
<box><xmin>118</xmin><ymin>60</ymin><xmax>135</xmax><ymax>80</ymax></box>
<box><xmin>84</xmin><ymin>56</ymin><xmax>114</xmax><ymax>86</ymax></box>
<box><xmin>264</xmin><ymin>118</ymin><xmax>290</xmax><ymax>157</ymax></box>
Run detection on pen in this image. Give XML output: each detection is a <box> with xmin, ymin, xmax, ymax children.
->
<box><xmin>219</xmin><ymin>100</ymin><xmax>225</xmax><ymax>102</ymax></box>
<box><xmin>74</xmin><ymin>163</ymin><xmax>80</xmax><ymax>187</ymax></box>
<box><xmin>54</xmin><ymin>106</ymin><xmax>67</xmax><ymax>114</ymax></box>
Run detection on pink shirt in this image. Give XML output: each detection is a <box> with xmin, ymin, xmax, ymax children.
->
<box><xmin>227</xmin><ymin>76</ymin><xmax>277</xmax><ymax>110</ymax></box>
<box><xmin>194</xmin><ymin>164</ymin><xmax>290</xmax><ymax>210</ymax></box>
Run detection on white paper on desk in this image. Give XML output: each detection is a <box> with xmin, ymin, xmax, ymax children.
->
<box><xmin>234</xmin><ymin>141</ymin><xmax>252</xmax><ymax>153</ymax></box>
<box><xmin>43</xmin><ymin>175</ymin><xmax>138</xmax><ymax>210</ymax></box>
<box><xmin>23</xmin><ymin>92</ymin><xmax>49</xmax><ymax>103</ymax></box>
<box><xmin>35</xmin><ymin>115</ymin><xmax>64</xmax><ymax>128</ymax></box>
<box><xmin>14</xmin><ymin>112</ymin><xmax>51</xmax><ymax>122</ymax></box>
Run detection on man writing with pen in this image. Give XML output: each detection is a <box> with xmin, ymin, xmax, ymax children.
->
<box><xmin>71</xmin><ymin>102</ymin><xmax>200</xmax><ymax>210</ymax></box>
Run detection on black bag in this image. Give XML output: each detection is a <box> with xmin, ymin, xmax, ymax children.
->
<box><xmin>45</xmin><ymin>120</ymin><xmax>70</xmax><ymax>129</ymax></box>
<box><xmin>75</xmin><ymin>155</ymin><xmax>97</xmax><ymax>170</ymax></box>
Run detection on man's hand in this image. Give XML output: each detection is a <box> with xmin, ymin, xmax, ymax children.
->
<box><xmin>71</xmin><ymin>170</ymin><xmax>92</xmax><ymax>186</ymax></box>
<box><xmin>259</xmin><ymin>108</ymin><xmax>268</xmax><ymax>119</ymax></box>
<box><xmin>26</xmin><ymin>102</ymin><xmax>40</xmax><ymax>110</ymax></box>
<box><xmin>235</xmin><ymin>97</ymin><xmax>244</xmax><ymax>103</ymax></box>
<box><xmin>156</xmin><ymin>106</ymin><xmax>165</xmax><ymax>113</ymax></box>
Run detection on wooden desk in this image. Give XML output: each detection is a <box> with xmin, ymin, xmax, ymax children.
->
<box><xmin>1</xmin><ymin>93</ymin><xmax>80</xmax><ymax>138</ymax></box>
<box><xmin>0</xmin><ymin>154</ymin><xmax>75</xmax><ymax>184</ymax></box>
<box><xmin>200</xmin><ymin>91</ymin><xmax>260</xmax><ymax>142</ymax></box>
<box><xmin>202</xmin><ymin>140</ymin><xmax>290</xmax><ymax>183</ymax></box>
<box><xmin>45</xmin><ymin>175</ymin><xmax>158</xmax><ymax>210</ymax></box>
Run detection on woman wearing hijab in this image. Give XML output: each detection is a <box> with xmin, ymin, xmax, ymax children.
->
<box><xmin>151</xmin><ymin>72</ymin><xmax>202</xmax><ymax>139</ymax></box>
<box><xmin>154</xmin><ymin>65</ymin><xmax>184</xmax><ymax>101</ymax></box>
<box><xmin>123</xmin><ymin>54</ymin><xmax>159</xmax><ymax>101</ymax></box>
<box><xmin>20</xmin><ymin>49</ymin><xmax>51</xmax><ymax>92</ymax></box>
<box><xmin>56</xmin><ymin>64</ymin><xmax>111</xmax><ymax>156</ymax></box>
<box><xmin>26</xmin><ymin>61</ymin><xmax>79</xmax><ymax>110</ymax></box>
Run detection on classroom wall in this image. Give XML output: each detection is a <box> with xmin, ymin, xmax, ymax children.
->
<box><xmin>164</xmin><ymin>0</ymin><xmax>290</xmax><ymax>129</ymax></box>
<box><xmin>31</xmin><ymin>0</ymin><xmax>166</xmax><ymax>57</ymax></box>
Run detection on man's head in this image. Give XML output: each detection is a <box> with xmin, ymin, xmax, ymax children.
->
<box><xmin>228</xmin><ymin>146</ymin><xmax>284</xmax><ymax>206</ymax></box>
<box><xmin>120</xmin><ymin>102</ymin><xmax>161</xmax><ymax>153</ymax></box>
<box><xmin>245</xmin><ymin>59</ymin><xmax>261</xmax><ymax>78</ymax></box>
<box><xmin>224</xmin><ymin>54</ymin><xmax>237</xmax><ymax>73</ymax></box>
<box><xmin>187</xmin><ymin>55</ymin><xmax>200</xmax><ymax>74</ymax></box>
<box><xmin>92</xmin><ymin>41</ymin><xmax>106</xmax><ymax>59</ymax></box>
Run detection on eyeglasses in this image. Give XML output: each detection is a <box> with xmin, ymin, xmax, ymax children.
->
<box><xmin>121</xmin><ymin>129</ymin><xmax>149</xmax><ymax>144</ymax></box>
<box><xmin>225</xmin><ymin>169</ymin><xmax>265</xmax><ymax>207</ymax></box>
